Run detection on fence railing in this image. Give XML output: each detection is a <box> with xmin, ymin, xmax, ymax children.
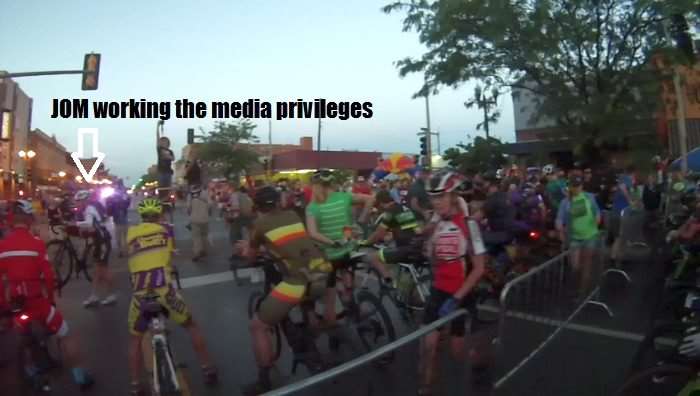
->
<box><xmin>261</xmin><ymin>308</ymin><xmax>469</xmax><ymax>396</ymax></box>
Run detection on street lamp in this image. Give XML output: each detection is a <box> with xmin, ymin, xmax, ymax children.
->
<box><xmin>58</xmin><ymin>171</ymin><xmax>66</xmax><ymax>178</ymax></box>
<box><xmin>17</xmin><ymin>149</ymin><xmax>36</xmax><ymax>195</ymax></box>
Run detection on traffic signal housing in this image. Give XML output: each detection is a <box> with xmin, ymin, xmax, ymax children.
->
<box><xmin>187</xmin><ymin>128</ymin><xmax>195</xmax><ymax>145</ymax></box>
<box><xmin>419</xmin><ymin>136</ymin><xmax>428</xmax><ymax>156</ymax></box>
<box><xmin>82</xmin><ymin>53</ymin><xmax>101</xmax><ymax>90</ymax></box>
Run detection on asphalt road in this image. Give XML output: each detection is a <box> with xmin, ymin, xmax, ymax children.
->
<box><xmin>12</xmin><ymin>207</ymin><xmax>668</xmax><ymax>396</ymax></box>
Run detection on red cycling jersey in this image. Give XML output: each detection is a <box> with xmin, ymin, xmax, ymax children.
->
<box><xmin>427</xmin><ymin>213</ymin><xmax>486</xmax><ymax>294</ymax></box>
<box><xmin>0</xmin><ymin>227</ymin><xmax>55</xmax><ymax>304</ymax></box>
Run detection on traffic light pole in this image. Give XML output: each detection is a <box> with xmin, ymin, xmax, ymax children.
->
<box><xmin>424</xmin><ymin>94</ymin><xmax>432</xmax><ymax>170</ymax></box>
<box><xmin>0</xmin><ymin>70</ymin><xmax>85</xmax><ymax>78</ymax></box>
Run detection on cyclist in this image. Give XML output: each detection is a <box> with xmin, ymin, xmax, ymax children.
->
<box><xmin>363</xmin><ymin>190</ymin><xmax>423</xmax><ymax>285</ymax></box>
<box><xmin>305</xmin><ymin>169</ymin><xmax>373</xmax><ymax>323</ymax></box>
<box><xmin>73</xmin><ymin>189</ymin><xmax>117</xmax><ymax>307</ymax></box>
<box><xmin>419</xmin><ymin>171</ymin><xmax>487</xmax><ymax>396</ymax></box>
<box><xmin>126</xmin><ymin>198</ymin><xmax>217</xmax><ymax>396</ymax></box>
<box><xmin>0</xmin><ymin>200</ymin><xmax>95</xmax><ymax>390</ymax></box>
<box><xmin>237</xmin><ymin>186</ymin><xmax>332</xmax><ymax>395</ymax></box>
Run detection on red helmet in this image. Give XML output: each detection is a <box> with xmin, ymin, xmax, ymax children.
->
<box><xmin>426</xmin><ymin>171</ymin><xmax>463</xmax><ymax>195</ymax></box>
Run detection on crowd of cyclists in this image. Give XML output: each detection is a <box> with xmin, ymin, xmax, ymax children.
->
<box><xmin>1</xmin><ymin>152</ymin><xmax>694</xmax><ymax>395</ymax></box>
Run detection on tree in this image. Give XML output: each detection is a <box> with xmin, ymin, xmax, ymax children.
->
<box><xmin>198</xmin><ymin>120</ymin><xmax>260</xmax><ymax>180</ymax></box>
<box><xmin>443</xmin><ymin>136</ymin><xmax>508</xmax><ymax>175</ymax></box>
<box><xmin>384</xmin><ymin>0</ymin><xmax>698</xmax><ymax>148</ymax></box>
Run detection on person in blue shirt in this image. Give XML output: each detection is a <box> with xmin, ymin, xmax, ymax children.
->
<box><xmin>610</xmin><ymin>165</ymin><xmax>638</xmax><ymax>263</ymax></box>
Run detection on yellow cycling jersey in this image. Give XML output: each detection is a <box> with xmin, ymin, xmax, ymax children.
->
<box><xmin>126</xmin><ymin>222</ymin><xmax>173</xmax><ymax>291</ymax></box>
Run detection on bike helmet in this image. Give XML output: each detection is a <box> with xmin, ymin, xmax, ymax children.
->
<box><xmin>254</xmin><ymin>185</ymin><xmax>280</xmax><ymax>208</ymax></box>
<box><xmin>542</xmin><ymin>164</ymin><xmax>555</xmax><ymax>175</ymax></box>
<box><xmin>311</xmin><ymin>169</ymin><xmax>334</xmax><ymax>184</ymax></box>
<box><xmin>137</xmin><ymin>198</ymin><xmax>163</xmax><ymax>216</ymax></box>
<box><xmin>74</xmin><ymin>190</ymin><xmax>91</xmax><ymax>201</ymax></box>
<box><xmin>12</xmin><ymin>200</ymin><xmax>34</xmax><ymax>215</ymax></box>
<box><xmin>426</xmin><ymin>171</ymin><xmax>463</xmax><ymax>195</ymax></box>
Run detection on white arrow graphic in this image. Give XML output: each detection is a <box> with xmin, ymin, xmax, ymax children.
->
<box><xmin>71</xmin><ymin>128</ymin><xmax>105</xmax><ymax>183</ymax></box>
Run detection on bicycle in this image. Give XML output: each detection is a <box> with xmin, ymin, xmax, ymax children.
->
<box><xmin>8</xmin><ymin>296</ymin><xmax>63</xmax><ymax>393</ymax></box>
<box><xmin>46</xmin><ymin>224</ymin><xmax>96</xmax><ymax>291</ymax></box>
<box><xmin>138</xmin><ymin>267</ymin><xmax>193</xmax><ymax>396</ymax></box>
<box><xmin>246</xmin><ymin>251</ymin><xmax>396</xmax><ymax>378</ymax></box>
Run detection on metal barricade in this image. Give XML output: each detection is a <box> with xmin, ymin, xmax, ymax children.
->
<box><xmin>262</xmin><ymin>308</ymin><xmax>469</xmax><ymax>396</ymax></box>
<box><xmin>492</xmin><ymin>243</ymin><xmax>628</xmax><ymax>395</ymax></box>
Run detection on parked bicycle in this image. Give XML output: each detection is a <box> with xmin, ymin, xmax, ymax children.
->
<box><xmin>46</xmin><ymin>224</ymin><xmax>96</xmax><ymax>291</ymax></box>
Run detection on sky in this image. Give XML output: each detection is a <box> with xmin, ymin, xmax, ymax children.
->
<box><xmin>0</xmin><ymin>0</ymin><xmax>515</xmax><ymax>182</ymax></box>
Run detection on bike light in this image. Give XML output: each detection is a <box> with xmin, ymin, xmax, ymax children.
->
<box><xmin>170</xmin><ymin>194</ymin><xmax>175</xmax><ymax>200</ymax></box>
<box><xmin>19</xmin><ymin>314</ymin><xmax>29</xmax><ymax>321</ymax></box>
<box><xmin>18</xmin><ymin>190</ymin><xmax>24</xmax><ymax>197</ymax></box>
<box><xmin>100</xmin><ymin>187</ymin><xmax>115</xmax><ymax>199</ymax></box>
<box><xmin>529</xmin><ymin>231</ymin><xmax>540</xmax><ymax>240</ymax></box>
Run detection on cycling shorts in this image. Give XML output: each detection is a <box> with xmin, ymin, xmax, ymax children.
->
<box><xmin>379</xmin><ymin>244</ymin><xmax>424</xmax><ymax>265</ymax></box>
<box><xmin>128</xmin><ymin>285</ymin><xmax>191</xmax><ymax>335</ymax></box>
<box><xmin>92</xmin><ymin>232</ymin><xmax>111</xmax><ymax>265</ymax></box>
<box><xmin>14</xmin><ymin>298</ymin><xmax>69</xmax><ymax>338</ymax></box>
<box><xmin>257</xmin><ymin>279</ymin><xmax>326</xmax><ymax>326</ymax></box>
<box><xmin>422</xmin><ymin>288</ymin><xmax>477</xmax><ymax>337</ymax></box>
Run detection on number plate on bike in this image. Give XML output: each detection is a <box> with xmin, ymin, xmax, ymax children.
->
<box><xmin>131</xmin><ymin>267</ymin><xmax>167</xmax><ymax>291</ymax></box>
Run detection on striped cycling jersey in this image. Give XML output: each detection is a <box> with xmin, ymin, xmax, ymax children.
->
<box><xmin>126</xmin><ymin>222</ymin><xmax>174</xmax><ymax>292</ymax></box>
<box><xmin>306</xmin><ymin>191</ymin><xmax>353</xmax><ymax>260</ymax></box>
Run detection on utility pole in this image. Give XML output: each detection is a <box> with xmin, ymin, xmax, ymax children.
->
<box><xmin>663</xmin><ymin>18</ymin><xmax>689</xmax><ymax>173</ymax></box>
<box><xmin>436</xmin><ymin>128</ymin><xmax>441</xmax><ymax>154</ymax></box>
<box><xmin>317</xmin><ymin>118</ymin><xmax>321</xmax><ymax>152</ymax></box>
<box><xmin>425</xmin><ymin>94</ymin><xmax>432</xmax><ymax>169</ymax></box>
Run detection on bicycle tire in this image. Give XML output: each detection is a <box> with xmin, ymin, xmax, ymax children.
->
<box><xmin>154</xmin><ymin>339</ymin><xmax>179</xmax><ymax>395</ymax></box>
<box><xmin>247</xmin><ymin>291</ymin><xmax>282</xmax><ymax>362</ymax></box>
<box><xmin>46</xmin><ymin>240</ymin><xmax>74</xmax><ymax>289</ymax></box>
<box><xmin>615</xmin><ymin>364</ymin><xmax>694</xmax><ymax>396</ymax></box>
<box><xmin>354</xmin><ymin>290</ymin><xmax>397</xmax><ymax>364</ymax></box>
<box><xmin>627</xmin><ymin>321</ymin><xmax>690</xmax><ymax>374</ymax></box>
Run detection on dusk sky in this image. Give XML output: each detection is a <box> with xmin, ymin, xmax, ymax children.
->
<box><xmin>1</xmin><ymin>0</ymin><xmax>515</xmax><ymax>182</ymax></box>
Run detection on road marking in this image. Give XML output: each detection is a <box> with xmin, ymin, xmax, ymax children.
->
<box><xmin>180</xmin><ymin>268</ymin><xmax>257</xmax><ymax>289</ymax></box>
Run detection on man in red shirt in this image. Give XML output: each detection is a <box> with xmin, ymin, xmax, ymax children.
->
<box><xmin>351</xmin><ymin>176</ymin><xmax>372</xmax><ymax>220</ymax></box>
<box><xmin>0</xmin><ymin>200</ymin><xmax>94</xmax><ymax>390</ymax></box>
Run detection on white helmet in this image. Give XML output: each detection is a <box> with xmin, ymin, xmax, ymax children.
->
<box><xmin>542</xmin><ymin>164</ymin><xmax>555</xmax><ymax>175</ymax></box>
<box><xmin>74</xmin><ymin>190</ymin><xmax>91</xmax><ymax>201</ymax></box>
<box><xmin>496</xmin><ymin>169</ymin><xmax>504</xmax><ymax>179</ymax></box>
<box><xmin>13</xmin><ymin>199</ymin><xmax>34</xmax><ymax>215</ymax></box>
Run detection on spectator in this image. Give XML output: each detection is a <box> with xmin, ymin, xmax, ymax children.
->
<box><xmin>156</xmin><ymin>136</ymin><xmax>175</xmax><ymax>199</ymax></box>
<box><xmin>642</xmin><ymin>173</ymin><xmax>662</xmax><ymax>227</ymax></box>
<box><xmin>226</xmin><ymin>184</ymin><xmax>254</xmax><ymax>255</ymax></box>
<box><xmin>187</xmin><ymin>185</ymin><xmax>212</xmax><ymax>261</ymax></box>
<box><xmin>351</xmin><ymin>176</ymin><xmax>371</xmax><ymax>221</ymax></box>
<box><xmin>610</xmin><ymin>165</ymin><xmax>638</xmax><ymax>264</ymax></box>
<box><xmin>556</xmin><ymin>175</ymin><xmax>601</xmax><ymax>302</ymax></box>
<box><xmin>184</xmin><ymin>155</ymin><xmax>203</xmax><ymax>188</ymax></box>
<box><xmin>108</xmin><ymin>180</ymin><xmax>131</xmax><ymax>258</ymax></box>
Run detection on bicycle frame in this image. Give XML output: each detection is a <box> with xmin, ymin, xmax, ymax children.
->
<box><xmin>149</xmin><ymin>312</ymin><xmax>181</xmax><ymax>395</ymax></box>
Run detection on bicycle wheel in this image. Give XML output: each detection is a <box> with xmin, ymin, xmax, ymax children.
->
<box><xmin>627</xmin><ymin>321</ymin><xmax>689</xmax><ymax>374</ymax></box>
<box><xmin>153</xmin><ymin>339</ymin><xmax>179</xmax><ymax>395</ymax></box>
<box><xmin>247</xmin><ymin>291</ymin><xmax>282</xmax><ymax>362</ymax></box>
<box><xmin>46</xmin><ymin>240</ymin><xmax>73</xmax><ymax>289</ymax></box>
<box><xmin>354</xmin><ymin>290</ymin><xmax>396</xmax><ymax>364</ymax></box>
<box><xmin>616</xmin><ymin>364</ymin><xmax>694</xmax><ymax>396</ymax></box>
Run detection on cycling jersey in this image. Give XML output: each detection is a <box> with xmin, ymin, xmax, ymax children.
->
<box><xmin>426</xmin><ymin>214</ymin><xmax>486</xmax><ymax>294</ymax></box>
<box><xmin>306</xmin><ymin>191</ymin><xmax>353</xmax><ymax>260</ymax></box>
<box><xmin>377</xmin><ymin>203</ymin><xmax>420</xmax><ymax>246</ymax></box>
<box><xmin>0</xmin><ymin>228</ymin><xmax>67</xmax><ymax>337</ymax></box>
<box><xmin>126</xmin><ymin>222</ymin><xmax>190</xmax><ymax>335</ymax></box>
<box><xmin>0</xmin><ymin>228</ymin><xmax>55</xmax><ymax>302</ymax></box>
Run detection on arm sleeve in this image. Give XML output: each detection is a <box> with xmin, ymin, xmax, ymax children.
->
<box><xmin>76</xmin><ymin>206</ymin><xmax>97</xmax><ymax>227</ymax></box>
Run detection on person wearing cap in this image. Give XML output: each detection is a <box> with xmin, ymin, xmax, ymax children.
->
<box><xmin>187</xmin><ymin>185</ymin><xmax>213</xmax><ymax>261</ymax></box>
<box><xmin>556</xmin><ymin>175</ymin><xmax>601</xmax><ymax>302</ymax></box>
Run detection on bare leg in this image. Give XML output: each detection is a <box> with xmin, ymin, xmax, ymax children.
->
<box><xmin>249</xmin><ymin>316</ymin><xmax>274</xmax><ymax>367</ymax></box>
<box><xmin>419</xmin><ymin>331</ymin><xmax>440</xmax><ymax>389</ymax></box>
<box><xmin>128</xmin><ymin>334</ymin><xmax>143</xmax><ymax>385</ymax></box>
<box><xmin>183</xmin><ymin>319</ymin><xmax>213</xmax><ymax>367</ymax></box>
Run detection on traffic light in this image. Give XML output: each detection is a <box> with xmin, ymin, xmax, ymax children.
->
<box><xmin>419</xmin><ymin>136</ymin><xmax>428</xmax><ymax>156</ymax></box>
<box><xmin>187</xmin><ymin>128</ymin><xmax>195</xmax><ymax>145</ymax></box>
<box><xmin>670</xmin><ymin>14</ymin><xmax>696</xmax><ymax>63</ymax></box>
<box><xmin>82</xmin><ymin>53</ymin><xmax>101</xmax><ymax>90</ymax></box>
